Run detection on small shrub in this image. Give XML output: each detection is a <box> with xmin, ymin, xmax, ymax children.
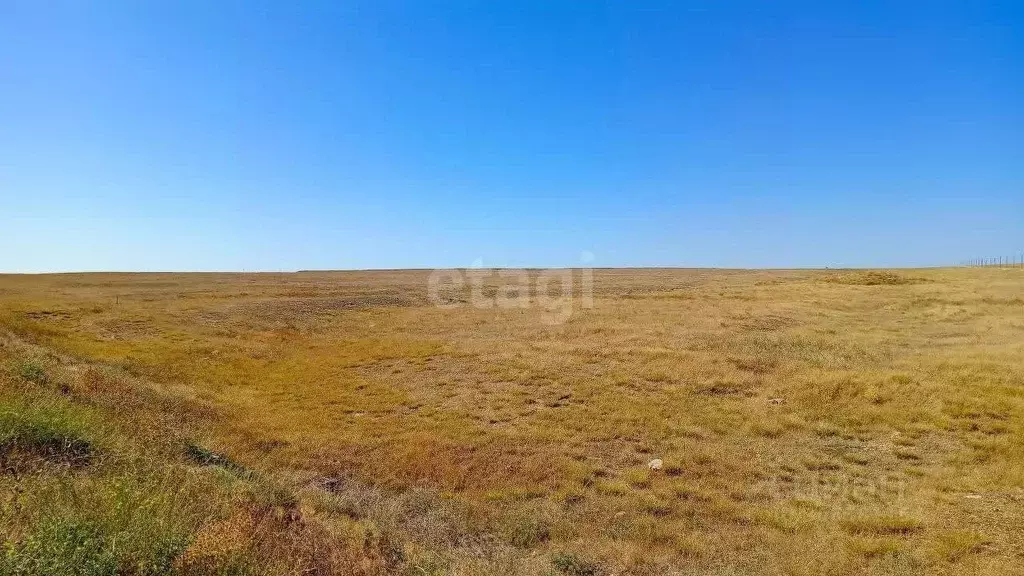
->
<box><xmin>551</xmin><ymin>552</ymin><xmax>602</xmax><ymax>576</ymax></box>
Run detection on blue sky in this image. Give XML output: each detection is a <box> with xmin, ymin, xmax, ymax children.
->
<box><xmin>2</xmin><ymin>1</ymin><xmax>1021</xmax><ymax>271</ymax></box>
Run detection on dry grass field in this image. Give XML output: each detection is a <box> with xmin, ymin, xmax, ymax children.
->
<box><xmin>1</xmin><ymin>267</ymin><xmax>1021</xmax><ymax>575</ymax></box>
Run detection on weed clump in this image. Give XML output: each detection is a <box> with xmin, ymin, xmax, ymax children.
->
<box><xmin>551</xmin><ymin>552</ymin><xmax>602</xmax><ymax>576</ymax></box>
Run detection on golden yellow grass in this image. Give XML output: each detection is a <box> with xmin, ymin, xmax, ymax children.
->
<box><xmin>0</xmin><ymin>267</ymin><xmax>1022</xmax><ymax>575</ymax></box>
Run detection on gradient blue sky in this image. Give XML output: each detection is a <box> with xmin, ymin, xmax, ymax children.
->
<box><xmin>2</xmin><ymin>1</ymin><xmax>1021</xmax><ymax>271</ymax></box>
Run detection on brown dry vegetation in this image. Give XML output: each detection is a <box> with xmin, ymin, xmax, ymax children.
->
<box><xmin>0</xmin><ymin>267</ymin><xmax>1022</xmax><ymax>575</ymax></box>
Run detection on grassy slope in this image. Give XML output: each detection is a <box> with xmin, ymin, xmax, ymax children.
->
<box><xmin>0</xmin><ymin>268</ymin><xmax>1021</xmax><ymax>575</ymax></box>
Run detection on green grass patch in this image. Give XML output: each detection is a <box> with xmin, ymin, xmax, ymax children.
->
<box><xmin>0</xmin><ymin>398</ymin><xmax>98</xmax><ymax>471</ymax></box>
<box><xmin>17</xmin><ymin>360</ymin><xmax>48</xmax><ymax>386</ymax></box>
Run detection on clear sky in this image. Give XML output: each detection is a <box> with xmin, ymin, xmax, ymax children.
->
<box><xmin>2</xmin><ymin>1</ymin><xmax>1021</xmax><ymax>272</ymax></box>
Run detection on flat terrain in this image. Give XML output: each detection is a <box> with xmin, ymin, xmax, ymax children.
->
<box><xmin>1</xmin><ymin>268</ymin><xmax>1022</xmax><ymax>575</ymax></box>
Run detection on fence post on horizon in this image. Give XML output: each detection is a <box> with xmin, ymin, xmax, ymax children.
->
<box><xmin>958</xmin><ymin>255</ymin><xmax>1024</xmax><ymax>268</ymax></box>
